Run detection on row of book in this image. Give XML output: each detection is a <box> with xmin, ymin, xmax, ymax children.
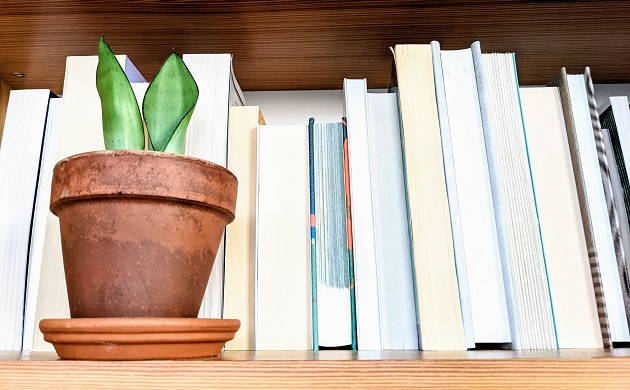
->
<box><xmin>2</xmin><ymin>40</ymin><xmax>630</xmax><ymax>353</ymax></box>
<box><xmin>230</xmin><ymin>41</ymin><xmax>630</xmax><ymax>351</ymax></box>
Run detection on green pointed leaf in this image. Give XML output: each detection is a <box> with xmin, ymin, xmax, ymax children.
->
<box><xmin>143</xmin><ymin>52</ymin><xmax>199</xmax><ymax>154</ymax></box>
<box><xmin>96</xmin><ymin>36</ymin><xmax>145</xmax><ymax>150</ymax></box>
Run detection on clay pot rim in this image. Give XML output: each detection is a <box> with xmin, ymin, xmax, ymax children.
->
<box><xmin>55</xmin><ymin>149</ymin><xmax>237</xmax><ymax>182</ymax></box>
<box><xmin>50</xmin><ymin>149</ymin><xmax>238</xmax><ymax>222</ymax></box>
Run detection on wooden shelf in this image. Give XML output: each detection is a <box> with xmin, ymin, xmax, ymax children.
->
<box><xmin>2</xmin><ymin>1</ymin><xmax>630</xmax><ymax>93</ymax></box>
<box><xmin>2</xmin><ymin>349</ymin><xmax>630</xmax><ymax>388</ymax></box>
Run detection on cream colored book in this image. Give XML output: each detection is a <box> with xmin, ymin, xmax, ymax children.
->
<box><xmin>520</xmin><ymin>86</ymin><xmax>603</xmax><ymax>348</ymax></box>
<box><xmin>28</xmin><ymin>55</ymin><xmax>145</xmax><ymax>351</ymax></box>
<box><xmin>393</xmin><ymin>44</ymin><xmax>465</xmax><ymax>351</ymax></box>
<box><xmin>255</xmin><ymin>124</ymin><xmax>311</xmax><ymax>351</ymax></box>
<box><xmin>224</xmin><ymin>106</ymin><xmax>265</xmax><ymax>350</ymax></box>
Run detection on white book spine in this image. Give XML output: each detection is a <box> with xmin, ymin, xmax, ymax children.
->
<box><xmin>343</xmin><ymin>78</ymin><xmax>382</xmax><ymax>350</ymax></box>
<box><xmin>183</xmin><ymin>54</ymin><xmax>234</xmax><ymax>319</ymax></box>
<box><xmin>367</xmin><ymin>93</ymin><xmax>418</xmax><ymax>350</ymax></box>
<box><xmin>441</xmin><ymin>47</ymin><xmax>511</xmax><ymax>344</ymax></box>
<box><xmin>431</xmin><ymin>41</ymin><xmax>475</xmax><ymax>349</ymax></box>
<box><xmin>22</xmin><ymin>97</ymin><xmax>63</xmax><ymax>351</ymax></box>
<box><xmin>0</xmin><ymin>90</ymin><xmax>52</xmax><ymax>351</ymax></box>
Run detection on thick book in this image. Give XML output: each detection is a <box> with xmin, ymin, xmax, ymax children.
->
<box><xmin>0</xmin><ymin>89</ymin><xmax>54</xmax><ymax>351</ymax></box>
<box><xmin>183</xmin><ymin>54</ymin><xmax>245</xmax><ymax>320</ymax></box>
<box><xmin>548</xmin><ymin>68</ymin><xmax>612</xmax><ymax>347</ymax></box>
<box><xmin>223</xmin><ymin>106</ymin><xmax>265</xmax><ymax>351</ymax></box>
<box><xmin>310</xmin><ymin>119</ymin><xmax>354</xmax><ymax>349</ymax></box>
<box><xmin>472</xmin><ymin>43</ymin><xmax>556</xmax><ymax>350</ymax></box>
<box><xmin>343</xmin><ymin>79</ymin><xmax>381</xmax><ymax>350</ymax></box>
<box><xmin>392</xmin><ymin>44</ymin><xmax>465</xmax><ymax>351</ymax></box>
<box><xmin>438</xmin><ymin>43</ymin><xmax>511</xmax><ymax>345</ymax></box>
<box><xmin>255</xmin><ymin>124</ymin><xmax>311</xmax><ymax>350</ymax></box>
<box><xmin>22</xmin><ymin>97</ymin><xmax>63</xmax><ymax>351</ymax></box>
<box><xmin>29</xmin><ymin>55</ymin><xmax>146</xmax><ymax>351</ymax></box>
<box><xmin>366</xmin><ymin>93</ymin><xmax>418</xmax><ymax>350</ymax></box>
<box><xmin>520</xmin><ymin>86</ymin><xmax>602</xmax><ymax>348</ymax></box>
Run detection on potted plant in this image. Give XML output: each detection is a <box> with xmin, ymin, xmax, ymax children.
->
<box><xmin>39</xmin><ymin>37</ymin><xmax>240</xmax><ymax>360</ymax></box>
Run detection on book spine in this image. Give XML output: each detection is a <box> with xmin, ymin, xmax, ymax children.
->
<box><xmin>548</xmin><ymin>68</ymin><xmax>611</xmax><ymax>347</ymax></box>
<box><xmin>431</xmin><ymin>40</ymin><xmax>475</xmax><ymax>349</ymax></box>
<box><xmin>342</xmin><ymin>117</ymin><xmax>358</xmax><ymax>350</ymax></box>
<box><xmin>308</xmin><ymin>117</ymin><xmax>319</xmax><ymax>351</ymax></box>
<box><xmin>586</xmin><ymin>68</ymin><xmax>630</xmax><ymax>334</ymax></box>
<box><xmin>471</xmin><ymin>41</ymin><xmax>521</xmax><ymax>350</ymax></box>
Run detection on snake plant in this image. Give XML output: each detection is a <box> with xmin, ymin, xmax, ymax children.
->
<box><xmin>96</xmin><ymin>36</ymin><xmax>199</xmax><ymax>154</ymax></box>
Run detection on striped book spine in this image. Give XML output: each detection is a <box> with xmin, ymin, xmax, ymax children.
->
<box><xmin>342</xmin><ymin>117</ymin><xmax>358</xmax><ymax>350</ymax></box>
<box><xmin>586</xmin><ymin>69</ymin><xmax>630</xmax><ymax>337</ymax></box>
<box><xmin>587</xmin><ymin>69</ymin><xmax>630</xmax><ymax>333</ymax></box>
<box><xmin>548</xmin><ymin>68</ymin><xmax>611</xmax><ymax>348</ymax></box>
<box><xmin>308</xmin><ymin>117</ymin><xmax>319</xmax><ymax>350</ymax></box>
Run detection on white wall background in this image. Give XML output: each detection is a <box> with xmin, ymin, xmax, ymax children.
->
<box><xmin>245</xmin><ymin>85</ymin><xmax>630</xmax><ymax>126</ymax></box>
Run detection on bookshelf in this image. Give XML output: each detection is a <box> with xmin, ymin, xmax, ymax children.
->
<box><xmin>2</xmin><ymin>350</ymin><xmax>630</xmax><ymax>388</ymax></box>
<box><xmin>2</xmin><ymin>1</ymin><xmax>630</xmax><ymax>387</ymax></box>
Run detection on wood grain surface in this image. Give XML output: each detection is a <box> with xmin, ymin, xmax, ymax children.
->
<box><xmin>1</xmin><ymin>350</ymin><xmax>630</xmax><ymax>389</ymax></box>
<box><xmin>0</xmin><ymin>1</ymin><xmax>629</xmax><ymax>93</ymax></box>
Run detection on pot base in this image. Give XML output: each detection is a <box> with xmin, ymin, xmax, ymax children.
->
<box><xmin>40</xmin><ymin>317</ymin><xmax>240</xmax><ymax>360</ymax></box>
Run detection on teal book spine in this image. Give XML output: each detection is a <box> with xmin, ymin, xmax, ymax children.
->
<box><xmin>308</xmin><ymin>117</ymin><xmax>319</xmax><ymax>351</ymax></box>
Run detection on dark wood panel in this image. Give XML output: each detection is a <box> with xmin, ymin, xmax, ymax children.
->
<box><xmin>0</xmin><ymin>1</ymin><xmax>629</xmax><ymax>92</ymax></box>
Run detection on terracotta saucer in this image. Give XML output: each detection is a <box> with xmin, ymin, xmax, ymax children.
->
<box><xmin>39</xmin><ymin>317</ymin><xmax>240</xmax><ymax>360</ymax></box>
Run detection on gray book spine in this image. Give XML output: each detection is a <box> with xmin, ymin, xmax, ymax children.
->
<box><xmin>548</xmin><ymin>68</ymin><xmax>611</xmax><ymax>348</ymax></box>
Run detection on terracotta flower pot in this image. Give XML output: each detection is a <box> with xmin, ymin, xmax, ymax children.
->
<box><xmin>49</xmin><ymin>150</ymin><xmax>237</xmax><ymax>318</ymax></box>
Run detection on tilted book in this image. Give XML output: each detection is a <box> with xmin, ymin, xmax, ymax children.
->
<box><xmin>548</xmin><ymin>68</ymin><xmax>612</xmax><ymax>347</ymax></box>
<box><xmin>520</xmin><ymin>86</ymin><xmax>602</xmax><ymax>348</ymax></box>
<box><xmin>472</xmin><ymin>43</ymin><xmax>556</xmax><ymax>350</ymax></box>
